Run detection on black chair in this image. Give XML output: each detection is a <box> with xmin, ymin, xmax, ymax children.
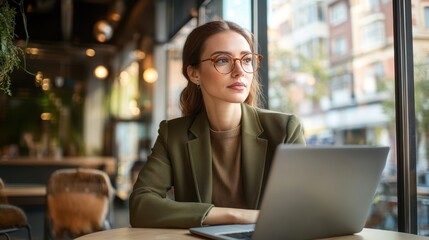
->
<box><xmin>0</xmin><ymin>178</ymin><xmax>32</xmax><ymax>240</ymax></box>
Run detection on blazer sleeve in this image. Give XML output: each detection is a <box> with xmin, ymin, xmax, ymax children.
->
<box><xmin>129</xmin><ymin>120</ymin><xmax>214</xmax><ymax>228</ymax></box>
<box><xmin>285</xmin><ymin>114</ymin><xmax>306</xmax><ymax>144</ymax></box>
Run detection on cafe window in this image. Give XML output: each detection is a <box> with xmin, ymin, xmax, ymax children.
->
<box><xmin>413</xmin><ymin>2</ymin><xmax>429</xmax><ymax>234</ymax></box>
<box><xmin>268</xmin><ymin>0</ymin><xmax>397</xmax><ymax>232</ymax></box>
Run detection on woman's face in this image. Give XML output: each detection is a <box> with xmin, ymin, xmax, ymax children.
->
<box><xmin>191</xmin><ymin>31</ymin><xmax>254</xmax><ymax>106</ymax></box>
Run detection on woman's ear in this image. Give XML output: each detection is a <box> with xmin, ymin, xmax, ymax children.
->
<box><xmin>187</xmin><ymin>65</ymin><xmax>200</xmax><ymax>84</ymax></box>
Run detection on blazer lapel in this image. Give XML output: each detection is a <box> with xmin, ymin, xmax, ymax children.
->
<box><xmin>241</xmin><ymin>104</ymin><xmax>268</xmax><ymax>209</ymax></box>
<box><xmin>186</xmin><ymin>105</ymin><xmax>268</xmax><ymax>207</ymax></box>
<box><xmin>188</xmin><ymin>110</ymin><xmax>212</xmax><ymax>203</ymax></box>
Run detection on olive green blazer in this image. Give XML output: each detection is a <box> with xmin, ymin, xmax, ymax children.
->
<box><xmin>129</xmin><ymin>103</ymin><xmax>306</xmax><ymax>228</ymax></box>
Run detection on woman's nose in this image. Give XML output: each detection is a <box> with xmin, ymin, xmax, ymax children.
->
<box><xmin>231</xmin><ymin>59</ymin><xmax>245</xmax><ymax>75</ymax></box>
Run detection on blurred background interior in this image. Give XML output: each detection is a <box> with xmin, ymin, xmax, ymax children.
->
<box><xmin>0</xmin><ymin>0</ymin><xmax>429</xmax><ymax>239</ymax></box>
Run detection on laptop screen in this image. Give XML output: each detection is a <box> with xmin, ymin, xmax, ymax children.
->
<box><xmin>190</xmin><ymin>145</ymin><xmax>389</xmax><ymax>240</ymax></box>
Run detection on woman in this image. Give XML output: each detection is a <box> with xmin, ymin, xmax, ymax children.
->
<box><xmin>129</xmin><ymin>20</ymin><xmax>306</xmax><ymax>228</ymax></box>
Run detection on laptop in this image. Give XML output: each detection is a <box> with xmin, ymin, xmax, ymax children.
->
<box><xmin>189</xmin><ymin>145</ymin><xmax>389</xmax><ymax>240</ymax></box>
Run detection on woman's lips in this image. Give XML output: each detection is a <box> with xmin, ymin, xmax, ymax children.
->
<box><xmin>228</xmin><ymin>82</ymin><xmax>247</xmax><ymax>90</ymax></box>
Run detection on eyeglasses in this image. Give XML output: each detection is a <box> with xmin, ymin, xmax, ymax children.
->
<box><xmin>199</xmin><ymin>53</ymin><xmax>263</xmax><ymax>74</ymax></box>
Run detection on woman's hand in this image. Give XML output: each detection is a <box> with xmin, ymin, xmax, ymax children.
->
<box><xmin>202</xmin><ymin>207</ymin><xmax>259</xmax><ymax>226</ymax></box>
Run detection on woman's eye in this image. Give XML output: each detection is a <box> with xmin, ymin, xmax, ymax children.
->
<box><xmin>242</xmin><ymin>57</ymin><xmax>252</xmax><ymax>64</ymax></box>
<box><xmin>214</xmin><ymin>57</ymin><xmax>230</xmax><ymax>64</ymax></box>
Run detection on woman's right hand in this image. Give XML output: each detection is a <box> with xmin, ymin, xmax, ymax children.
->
<box><xmin>202</xmin><ymin>207</ymin><xmax>259</xmax><ymax>226</ymax></box>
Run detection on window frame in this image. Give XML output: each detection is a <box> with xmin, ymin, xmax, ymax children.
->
<box><xmin>392</xmin><ymin>0</ymin><xmax>418</xmax><ymax>234</ymax></box>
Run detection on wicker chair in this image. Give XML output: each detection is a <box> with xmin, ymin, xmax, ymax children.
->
<box><xmin>44</xmin><ymin>168</ymin><xmax>115</xmax><ymax>239</ymax></box>
<box><xmin>0</xmin><ymin>178</ymin><xmax>32</xmax><ymax>240</ymax></box>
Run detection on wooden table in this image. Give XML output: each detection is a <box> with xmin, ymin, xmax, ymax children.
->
<box><xmin>0</xmin><ymin>156</ymin><xmax>116</xmax><ymax>177</ymax></box>
<box><xmin>0</xmin><ymin>184</ymin><xmax>46</xmax><ymax>197</ymax></box>
<box><xmin>0</xmin><ymin>156</ymin><xmax>116</xmax><ymax>205</ymax></box>
<box><xmin>0</xmin><ymin>156</ymin><xmax>116</xmax><ymax>185</ymax></box>
<box><xmin>75</xmin><ymin>227</ymin><xmax>429</xmax><ymax>240</ymax></box>
<box><xmin>0</xmin><ymin>184</ymin><xmax>47</xmax><ymax>205</ymax></box>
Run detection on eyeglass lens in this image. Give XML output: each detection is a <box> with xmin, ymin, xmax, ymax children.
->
<box><xmin>213</xmin><ymin>54</ymin><xmax>260</xmax><ymax>74</ymax></box>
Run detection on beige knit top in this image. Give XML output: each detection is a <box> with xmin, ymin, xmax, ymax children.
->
<box><xmin>210</xmin><ymin>125</ymin><xmax>247</xmax><ymax>209</ymax></box>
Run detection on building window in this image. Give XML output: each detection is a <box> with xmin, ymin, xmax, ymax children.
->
<box><xmin>425</xmin><ymin>6</ymin><xmax>429</xmax><ymax>28</ymax></box>
<box><xmin>330</xmin><ymin>2</ymin><xmax>347</xmax><ymax>26</ymax></box>
<box><xmin>368</xmin><ymin>0</ymin><xmax>380</xmax><ymax>11</ymax></box>
<box><xmin>361</xmin><ymin>21</ymin><xmax>385</xmax><ymax>50</ymax></box>
<box><xmin>295</xmin><ymin>1</ymin><xmax>326</xmax><ymax>28</ymax></box>
<box><xmin>331</xmin><ymin>74</ymin><xmax>353</xmax><ymax>105</ymax></box>
<box><xmin>331</xmin><ymin>37</ymin><xmax>347</xmax><ymax>57</ymax></box>
<box><xmin>317</xmin><ymin>1</ymin><xmax>326</xmax><ymax>22</ymax></box>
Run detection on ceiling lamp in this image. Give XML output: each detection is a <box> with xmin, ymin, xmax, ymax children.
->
<box><xmin>94</xmin><ymin>65</ymin><xmax>109</xmax><ymax>79</ymax></box>
<box><xmin>108</xmin><ymin>0</ymin><xmax>124</xmax><ymax>23</ymax></box>
<box><xmin>94</xmin><ymin>20</ymin><xmax>113</xmax><ymax>43</ymax></box>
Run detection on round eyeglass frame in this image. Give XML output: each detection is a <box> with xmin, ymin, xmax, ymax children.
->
<box><xmin>199</xmin><ymin>53</ymin><xmax>263</xmax><ymax>74</ymax></box>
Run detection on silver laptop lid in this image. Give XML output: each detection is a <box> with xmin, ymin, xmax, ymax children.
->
<box><xmin>252</xmin><ymin>145</ymin><xmax>389</xmax><ymax>240</ymax></box>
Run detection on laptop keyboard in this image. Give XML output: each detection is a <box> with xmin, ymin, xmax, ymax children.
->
<box><xmin>221</xmin><ymin>230</ymin><xmax>254</xmax><ymax>240</ymax></box>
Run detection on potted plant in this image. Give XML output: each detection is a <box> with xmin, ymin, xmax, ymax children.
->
<box><xmin>0</xmin><ymin>0</ymin><xmax>29</xmax><ymax>95</ymax></box>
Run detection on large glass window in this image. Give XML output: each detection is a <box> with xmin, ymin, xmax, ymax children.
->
<box><xmin>268</xmin><ymin>0</ymin><xmax>398</xmax><ymax>232</ymax></box>
<box><xmin>413</xmin><ymin>1</ymin><xmax>429</xmax><ymax>235</ymax></box>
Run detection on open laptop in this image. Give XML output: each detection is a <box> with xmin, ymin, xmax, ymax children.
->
<box><xmin>189</xmin><ymin>145</ymin><xmax>389</xmax><ymax>240</ymax></box>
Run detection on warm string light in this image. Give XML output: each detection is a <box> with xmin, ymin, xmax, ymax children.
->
<box><xmin>143</xmin><ymin>67</ymin><xmax>158</xmax><ymax>83</ymax></box>
<box><xmin>40</xmin><ymin>112</ymin><xmax>52</xmax><ymax>121</ymax></box>
<box><xmin>42</xmin><ymin>78</ymin><xmax>51</xmax><ymax>91</ymax></box>
<box><xmin>35</xmin><ymin>71</ymin><xmax>43</xmax><ymax>86</ymax></box>
<box><xmin>86</xmin><ymin>48</ymin><xmax>96</xmax><ymax>57</ymax></box>
<box><xmin>94</xmin><ymin>65</ymin><xmax>109</xmax><ymax>79</ymax></box>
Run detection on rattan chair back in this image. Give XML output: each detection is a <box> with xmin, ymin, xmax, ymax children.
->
<box><xmin>45</xmin><ymin>168</ymin><xmax>114</xmax><ymax>239</ymax></box>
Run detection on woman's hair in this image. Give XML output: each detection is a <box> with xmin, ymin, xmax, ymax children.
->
<box><xmin>179</xmin><ymin>20</ymin><xmax>263</xmax><ymax>116</ymax></box>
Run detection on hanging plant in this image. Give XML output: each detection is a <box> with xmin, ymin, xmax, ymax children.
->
<box><xmin>0</xmin><ymin>0</ymin><xmax>30</xmax><ymax>95</ymax></box>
